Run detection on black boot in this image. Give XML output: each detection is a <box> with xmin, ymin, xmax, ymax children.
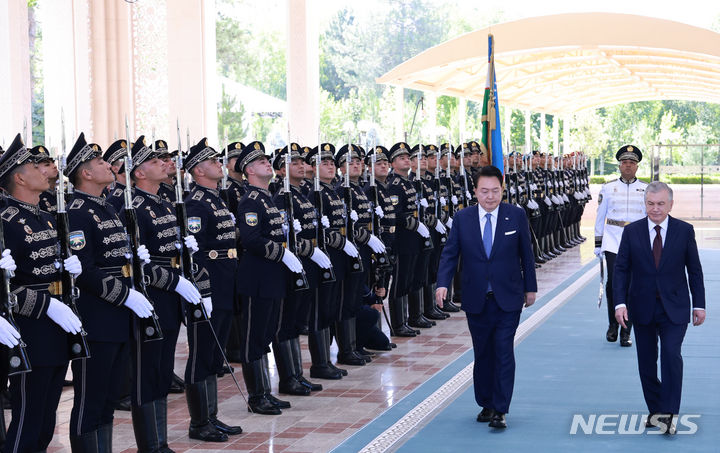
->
<box><xmin>70</xmin><ymin>430</ymin><xmax>99</xmax><ymax>453</ymax></box>
<box><xmin>206</xmin><ymin>375</ymin><xmax>242</xmax><ymax>435</ymax></box>
<box><xmin>389</xmin><ymin>297</ymin><xmax>417</xmax><ymax>336</ymax></box>
<box><xmin>131</xmin><ymin>402</ymin><xmax>161</xmax><ymax>453</ymax></box>
<box><xmin>440</xmin><ymin>290</ymin><xmax>460</xmax><ymax>313</ymax></box>
<box><xmin>273</xmin><ymin>340</ymin><xmax>311</xmax><ymax>395</ymax></box>
<box><xmin>424</xmin><ymin>284</ymin><xmax>449</xmax><ymax>319</ymax></box>
<box><xmin>324</xmin><ymin>328</ymin><xmax>348</xmax><ymax>376</ymax></box>
<box><xmin>169</xmin><ymin>373</ymin><xmax>185</xmax><ymax>394</ymax></box>
<box><xmin>261</xmin><ymin>354</ymin><xmax>291</xmax><ymax>408</ymax></box>
<box><xmin>291</xmin><ymin>336</ymin><xmax>322</xmax><ymax>390</ymax></box>
<box><xmin>97</xmin><ymin>423</ymin><xmax>112</xmax><ymax>453</ymax></box>
<box><xmin>153</xmin><ymin>398</ymin><xmax>174</xmax><ymax>453</ymax></box>
<box><xmin>408</xmin><ymin>289</ymin><xmax>434</xmax><ymax>328</ymax></box>
<box><xmin>402</xmin><ymin>295</ymin><xmax>421</xmax><ymax>334</ymax></box>
<box><xmin>336</xmin><ymin>319</ymin><xmax>366</xmax><ymax>366</ymax></box>
<box><xmin>241</xmin><ymin>360</ymin><xmax>281</xmax><ymax>415</ymax></box>
<box><xmin>308</xmin><ymin>329</ymin><xmax>342</xmax><ymax>380</ymax></box>
<box><xmin>186</xmin><ymin>381</ymin><xmax>227</xmax><ymax>442</ymax></box>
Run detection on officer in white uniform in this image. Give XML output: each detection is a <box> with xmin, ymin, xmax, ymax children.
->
<box><xmin>594</xmin><ymin>145</ymin><xmax>647</xmax><ymax>346</ymax></box>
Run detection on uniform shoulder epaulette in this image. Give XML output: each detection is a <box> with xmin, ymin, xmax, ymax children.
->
<box><xmin>112</xmin><ymin>188</ymin><xmax>124</xmax><ymax>197</ymax></box>
<box><xmin>0</xmin><ymin>206</ymin><xmax>18</xmax><ymax>221</ymax></box>
<box><xmin>392</xmin><ymin>178</ymin><xmax>401</xmax><ymax>186</ymax></box>
<box><xmin>248</xmin><ymin>190</ymin><xmax>259</xmax><ymax>200</ymax></box>
<box><xmin>132</xmin><ymin>195</ymin><xmax>145</xmax><ymax>208</ymax></box>
<box><xmin>191</xmin><ymin>190</ymin><xmax>204</xmax><ymax>201</ymax></box>
<box><xmin>68</xmin><ymin>199</ymin><xmax>84</xmax><ymax>210</ymax></box>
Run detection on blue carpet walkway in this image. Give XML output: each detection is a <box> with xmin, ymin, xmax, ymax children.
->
<box><xmin>338</xmin><ymin>250</ymin><xmax>720</xmax><ymax>453</ymax></box>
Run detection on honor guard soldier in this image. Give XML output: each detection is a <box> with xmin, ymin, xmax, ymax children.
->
<box><xmin>421</xmin><ymin>144</ymin><xmax>450</xmax><ymax>321</ymax></box>
<box><xmin>0</xmin><ymin>134</ymin><xmax>84</xmax><ymax>453</ymax></box>
<box><xmin>63</xmin><ymin>133</ymin><xmax>155</xmax><ymax>452</ymax></box>
<box><xmin>221</xmin><ymin>141</ymin><xmax>247</xmax><ymax>364</ymax></box>
<box><xmin>335</xmin><ymin>144</ymin><xmax>386</xmax><ymax>365</ymax></box>
<box><xmin>182</xmin><ymin>138</ymin><xmax>242</xmax><ymax>442</ymax></box>
<box><xmin>102</xmin><ymin>139</ymin><xmax>131</xmax><ymax>212</ymax></box>
<box><xmin>268</xmin><ymin>148</ymin><xmax>286</xmax><ymax>196</ymax></box>
<box><xmin>123</xmin><ymin>135</ymin><xmax>207</xmax><ymax>451</ymax></box>
<box><xmin>272</xmin><ymin>145</ymin><xmax>330</xmax><ymax>394</ymax></box>
<box><xmin>155</xmin><ymin>140</ymin><xmax>177</xmax><ymax>205</ymax></box>
<box><xmin>30</xmin><ymin>145</ymin><xmax>59</xmax><ymax>213</ymax></box>
<box><xmin>595</xmin><ymin>145</ymin><xmax>647</xmax><ymax>347</ymax></box>
<box><xmin>387</xmin><ymin>142</ymin><xmax>431</xmax><ymax>336</ymax></box>
<box><xmin>305</xmin><ymin>144</ymin><xmax>357</xmax><ymax>380</ymax></box>
<box><xmin>438</xmin><ymin>143</ymin><xmax>461</xmax><ymax>313</ymax></box>
<box><xmin>233</xmin><ymin>141</ymin><xmax>301</xmax><ymax>415</ymax></box>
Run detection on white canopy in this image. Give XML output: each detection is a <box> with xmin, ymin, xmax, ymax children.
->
<box><xmin>377</xmin><ymin>13</ymin><xmax>720</xmax><ymax>115</ymax></box>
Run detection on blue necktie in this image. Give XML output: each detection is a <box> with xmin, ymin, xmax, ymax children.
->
<box><xmin>483</xmin><ymin>213</ymin><xmax>493</xmax><ymax>292</ymax></box>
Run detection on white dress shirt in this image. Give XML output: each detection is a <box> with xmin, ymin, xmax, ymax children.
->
<box><xmin>479</xmin><ymin>205</ymin><xmax>499</xmax><ymax>248</ymax></box>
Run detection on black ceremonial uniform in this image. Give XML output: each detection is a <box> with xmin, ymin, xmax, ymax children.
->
<box><xmin>1</xmin><ymin>196</ymin><xmax>68</xmax><ymax>453</ymax></box>
<box><xmin>158</xmin><ymin>181</ymin><xmax>176</xmax><ymax>205</ymax></box>
<box><xmin>67</xmin><ymin>190</ymin><xmax>133</xmax><ymax>441</ymax></box>
<box><xmin>38</xmin><ymin>190</ymin><xmax>57</xmax><ymax>214</ymax></box>
<box><xmin>104</xmin><ymin>182</ymin><xmax>126</xmax><ymax>212</ymax></box>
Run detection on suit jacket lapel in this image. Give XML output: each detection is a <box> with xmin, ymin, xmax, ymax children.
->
<box><xmin>658</xmin><ymin>216</ymin><xmax>676</xmax><ymax>270</ymax></box>
<box><xmin>489</xmin><ymin>204</ymin><xmax>506</xmax><ymax>260</ymax></box>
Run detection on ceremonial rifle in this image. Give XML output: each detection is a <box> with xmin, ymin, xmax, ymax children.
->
<box><xmin>123</xmin><ymin>116</ymin><xmax>163</xmax><ymax>342</ymax></box>
<box><xmin>174</xmin><ymin>128</ymin><xmax>209</xmax><ymax>324</ymax></box>
<box><xmin>433</xmin><ymin>147</ymin><xmax>447</xmax><ymax>245</ymax></box>
<box><xmin>57</xmin><ymin>113</ymin><xmax>90</xmax><ymax>360</ymax></box>
<box><xmin>415</xmin><ymin>145</ymin><xmax>432</xmax><ymax>251</ymax></box>
<box><xmin>284</xmin><ymin>140</ymin><xmax>309</xmax><ymax>291</ymax></box>
<box><xmin>0</xmin><ymin>196</ymin><xmax>31</xmax><ymax>375</ymax></box>
<box><xmin>314</xmin><ymin>146</ymin><xmax>336</xmax><ymax>284</ymax></box>
<box><xmin>343</xmin><ymin>141</ymin><xmax>364</xmax><ymax>274</ymax></box>
<box><xmin>367</xmin><ymin>141</ymin><xmax>390</xmax><ymax>268</ymax></box>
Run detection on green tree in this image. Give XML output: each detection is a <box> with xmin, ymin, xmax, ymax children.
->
<box><xmin>216</xmin><ymin>85</ymin><xmax>248</xmax><ymax>142</ymax></box>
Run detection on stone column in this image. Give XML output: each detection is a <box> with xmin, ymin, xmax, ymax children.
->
<box><xmin>0</xmin><ymin>0</ymin><xmax>31</xmax><ymax>146</ymax></box>
<box><xmin>287</xmin><ymin>0</ymin><xmax>319</xmax><ymax>144</ymax></box>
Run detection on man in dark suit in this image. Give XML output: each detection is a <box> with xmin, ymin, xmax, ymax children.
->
<box><xmin>613</xmin><ymin>181</ymin><xmax>705</xmax><ymax>434</ymax></box>
<box><xmin>436</xmin><ymin>165</ymin><xmax>537</xmax><ymax>429</ymax></box>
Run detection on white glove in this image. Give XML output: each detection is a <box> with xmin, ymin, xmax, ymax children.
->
<box><xmin>175</xmin><ymin>276</ymin><xmax>201</xmax><ymax>304</ymax></box>
<box><xmin>594</xmin><ymin>247</ymin><xmax>603</xmax><ymax>257</ymax></box>
<box><xmin>321</xmin><ymin>215</ymin><xmax>330</xmax><ymax>229</ymax></box>
<box><xmin>466</xmin><ymin>191</ymin><xmax>472</xmax><ymax>200</ymax></box>
<box><xmin>136</xmin><ymin>244</ymin><xmax>151</xmax><ymax>265</ymax></box>
<box><xmin>64</xmin><ymin>255</ymin><xmax>83</xmax><ymax>276</ymax></box>
<box><xmin>434</xmin><ymin>221</ymin><xmax>447</xmax><ymax>235</ymax></box>
<box><xmin>343</xmin><ymin>240</ymin><xmax>359</xmax><ymax>258</ymax></box>
<box><xmin>124</xmin><ymin>288</ymin><xmax>153</xmax><ymax>318</ymax></box>
<box><xmin>374</xmin><ymin>206</ymin><xmax>384</xmax><ymax>219</ymax></box>
<box><xmin>350</xmin><ymin>210</ymin><xmax>359</xmax><ymax>222</ymax></box>
<box><xmin>367</xmin><ymin>234</ymin><xmax>386</xmax><ymax>254</ymax></box>
<box><xmin>439</xmin><ymin>196</ymin><xmax>447</xmax><ymax>206</ymax></box>
<box><xmin>229</xmin><ymin>213</ymin><xmax>236</xmax><ymax>224</ymax></box>
<box><xmin>446</xmin><ymin>217</ymin><xmax>453</xmax><ymax>229</ymax></box>
<box><xmin>420</xmin><ymin>198</ymin><xmax>429</xmax><ymax>208</ymax></box>
<box><xmin>0</xmin><ymin>249</ymin><xmax>16</xmax><ymax>272</ymax></box>
<box><xmin>0</xmin><ymin>316</ymin><xmax>20</xmax><ymax>347</ymax></box>
<box><xmin>47</xmin><ymin>298</ymin><xmax>82</xmax><ymax>334</ymax></box>
<box><xmin>310</xmin><ymin>247</ymin><xmax>332</xmax><ymax>269</ymax></box>
<box><xmin>202</xmin><ymin>297</ymin><xmax>213</xmax><ymax>318</ymax></box>
<box><xmin>281</xmin><ymin>250</ymin><xmax>304</xmax><ymax>273</ymax></box>
<box><xmin>293</xmin><ymin>218</ymin><xmax>302</xmax><ymax>232</ymax></box>
<box><xmin>417</xmin><ymin>222</ymin><xmax>431</xmax><ymax>238</ymax></box>
<box><xmin>451</xmin><ymin>195</ymin><xmax>459</xmax><ymax>205</ymax></box>
<box><xmin>184</xmin><ymin>235</ymin><xmax>199</xmax><ymax>254</ymax></box>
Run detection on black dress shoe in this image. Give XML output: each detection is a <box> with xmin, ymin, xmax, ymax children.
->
<box><xmin>210</xmin><ymin>417</ymin><xmax>243</xmax><ymax>435</ymax></box>
<box><xmin>247</xmin><ymin>396</ymin><xmax>281</xmax><ymax>415</ymax></box>
<box><xmin>189</xmin><ymin>422</ymin><xmax>228</xmax><ymax>442</ymax></box>
<box><xmin>329</xmin><ymin>362</ymin><xmax>348</xmax><ymax>376</ymax></box>
<box><xmin>489</xmin><ymin>412</ymin><xmax>507</xmax><ymax>429</ymax></box>
<box><xmin>645</xmin><ymin>413</ymin><xmax>659</xmax><ymax>428</ymax></box>
<box><xmin>297</xmin><ymin>375</ymin><xmax>323</xmax><ymax>391</ymax></box>
<box><xmin>389</xmin><ymin>342</ymin><xmax>397</xmax><ymax>348</ymax></box>
<box><xmin>265</xmin><ymin>393</ymin><xmax>291</xmax><ymax>409</ymax></box>
<box><xmin>217</xmin><ymin>364</ymin><xmax>234</xmax><ymax>377</ymax></box>
<box><xmin>169</xmin><ymin>373</ymin><xmax>185</xmax><ymax>393</ymax></box>
<box><xmin>476</xmin><ymin>407</ymin><xmax>495</xmax><ymax>423</ymax></box>
<box><xmin>440</xmin><ymin>300</ymin><xmax>461</xmax><ymax>313</ymax></box>
<box><xmin>656</xmin><ymin>415</ymin><xmax>675</xmax><ymax>435</ymax></box>
<box><xmin>391</xmin><ymin>325</ymin><xmax>417</xmax><ymax>337</ymax></box>
<box><xmin>606</xmin><ymin>325</ymin><xmax>618</xmax><ymax>342</ymax></box>
<box><xmin>278</xmin><ymin>377</ymin><xmax>312</xmax><ymax>396</ymax></box>
<box><xmin>620</xmin><ymin>333</ymin><xmax>632</xmax><ymax>347</ymax></box>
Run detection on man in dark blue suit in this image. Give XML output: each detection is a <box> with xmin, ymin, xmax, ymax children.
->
<box><xmin>436</xmin><ymin>165</ymin><xmax>537</xmax><ymax>429</ymax></box>
<box><xmin>613</xmin><ymin>181</ymin><xmax>705</xmax><ymax>434</ymax></box>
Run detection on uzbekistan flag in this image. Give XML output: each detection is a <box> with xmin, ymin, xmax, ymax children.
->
<box><xmin>481</xmin><ymin>33</ymin><xmax>504</xmax><ymax>174</ymax></box>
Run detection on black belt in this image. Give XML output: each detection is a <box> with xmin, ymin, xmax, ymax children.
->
<box><xmin>202</xmin><ymin>248</ymin><xmax>238</xmax><ymax>260</ymax></box>
<box><xmin>26</xmin><ymin>281</ymin><xmax>63</xmax><ymax>296</ymax></box>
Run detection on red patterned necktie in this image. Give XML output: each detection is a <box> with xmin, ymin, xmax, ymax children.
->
<box><xmin>653</xmin><ymin>225</ymin><xmax>662</xmax><ymax>268</ymax></box>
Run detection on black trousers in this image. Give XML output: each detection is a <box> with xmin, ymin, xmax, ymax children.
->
<box><xmin>70</xmin><ymin>341</ymin><xmax>127</xmax><ymax>436</ymax></box>
<box><xmin>132</xmin><ymin>327</ymin><xmax>180</xmax><ymax>406</ymax></box>
<box><xmin>276</xmin><ymin>288</ymin><xmax>312</xmax><ymax>342</ymax></box>
<box><xmin>4</xmin><ymin>364</ymin><xmax>68</xmax><ymax>453</ymax></box>
<box><xmin>237</xmin><ymin>296</ymin><xmax>280</xmax><ymax>363</ymax></box>
<box><xmin>605</xmin><ymin>251</ymin><xmax>632</xmax><ymax>331</ymax></box>
<box><xmin>184</xmin><ymin>309</ymin><xmax>233</xmax><ymax>384</ymax></box>
<box><xmin>390</xmin><ymin>253</ymin><xmax>417</xmax><ymax>299</ymax></box>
